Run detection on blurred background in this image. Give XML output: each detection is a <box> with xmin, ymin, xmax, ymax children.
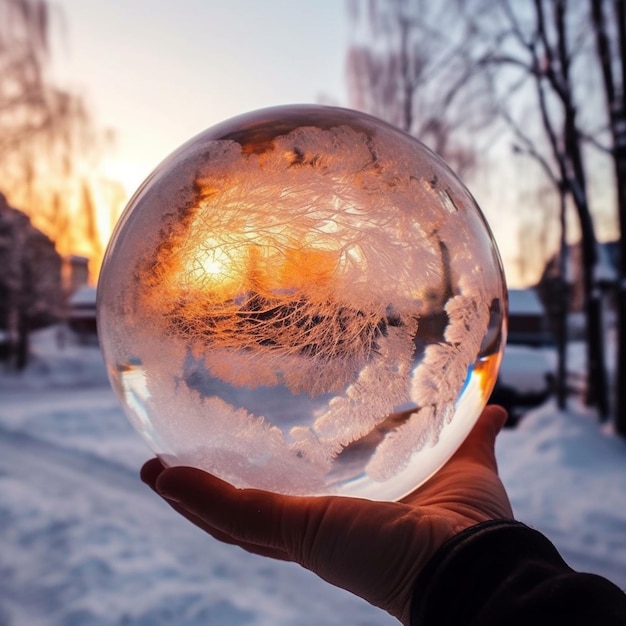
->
<box><xmin>1</xmin><ymin>1</ymin><xmax>625</xmax><ymax>625</ymax></box>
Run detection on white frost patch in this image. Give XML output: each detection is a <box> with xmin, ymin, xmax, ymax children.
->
<box><xmin>290</xmin><ymin>321</ymin><xmax>417</xmax><ymax>470</ymax></box>
<box><xmin>367</xmin><ymin>293</ymin><xmax>489</xmax><ymax>481</ymax></box>
<box><xmin>146</xmin><ymin>378</ymin><xmax>327</xmax><ymax>495</ymax></box>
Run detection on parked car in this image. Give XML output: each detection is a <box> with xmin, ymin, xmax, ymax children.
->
<box><xmin>489</xmin><ymin>344</ymin><xmax>555</xmax><ymax>427</ymax></box>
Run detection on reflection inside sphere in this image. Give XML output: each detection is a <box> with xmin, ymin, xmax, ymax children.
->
<box><xmin>97</xmin><ymin>105</ymin><xmax>507</xmax><ymax>501</ymax></box>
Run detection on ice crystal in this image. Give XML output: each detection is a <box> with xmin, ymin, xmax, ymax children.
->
<box><xmin>145</xmin><ymin>366</ymin><xmax>327</xmax><ymax>494</ymax></box>
<box><xmin>366</xmin><ymin>292</ymin><xmax>490</xmax><ymax>481</ymax></box>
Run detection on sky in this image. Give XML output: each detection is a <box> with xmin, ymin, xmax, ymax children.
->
<box><xmin>52</xmin><ymin>0</ymin><xmax>350</xmax><ymax>195</ymax></box>
<box><xmin>45</xmin><ymin>0</ymin><xmax>614</xmax><ymax>289</ymax></box>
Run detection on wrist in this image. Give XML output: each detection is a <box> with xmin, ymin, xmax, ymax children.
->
<box><xmin>409</xmin><ymin>519</ymin><xmax>540</xmax><ymax>626</ymax></box>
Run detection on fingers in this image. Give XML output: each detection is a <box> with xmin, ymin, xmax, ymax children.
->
<box><xmin>153</xmin><ymin>465</ymin><xmax>319</xmax><ymax>560</ymax></box>
<box><xmin>140</xmin><ymin>458</ymin><xmax>291</xmax><ymax>560</ymax></box>
<box><xmin>152</xmin><ymin>466</ymin><xmax>430</xmax><ymax>622</ymax></box>
<box><xmin>164</xmin><ymin>497</ymin><xmax>292</xmax><ymax>561</ymax></box>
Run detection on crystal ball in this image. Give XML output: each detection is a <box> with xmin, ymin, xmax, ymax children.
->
<box><xmin>97</xmin><ymin>105</ymin><xmax>507</xmax><ymax>501</ymax></box>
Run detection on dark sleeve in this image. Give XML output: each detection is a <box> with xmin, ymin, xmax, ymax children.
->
<box><xmin>410</xmin><ymin>519</ymin><xmax>626</xmax><ymax>626</ymax></box>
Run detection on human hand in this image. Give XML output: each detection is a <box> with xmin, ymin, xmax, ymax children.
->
<box><xmin>141</xmin><ymin>405</ymin><xmax>513</xmax><ymax>625</ymax></box>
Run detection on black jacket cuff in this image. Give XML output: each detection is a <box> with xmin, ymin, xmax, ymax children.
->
<box><xmin>410</xmin><ymin>519</ymin><xmax>626</xmax><ymax>626</ymax></box>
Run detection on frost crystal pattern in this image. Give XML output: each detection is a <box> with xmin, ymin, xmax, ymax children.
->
<box><xmin>97</xmin><ymin>105</ymin><xmax>507</xmax><ymax>501</ymax></box>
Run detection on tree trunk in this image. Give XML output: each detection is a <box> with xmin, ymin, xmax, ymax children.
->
<box><xmin>613</xmin><ymin>124</ymin><xmax>626</xmax><ymax>435</ymax></box>
<box><xmin>591</xmin><ymin>0</ymin><xmax>626</xmax><ymax>433</ymax></box>
<box><xmin>556</xmin><ymin>186</ymin><xmax>568</xmax><ymax>409</ymax></box>
<box><xmin>587</xmin><ymin>279</ymin><xmax>609</xmax><ymax>418</ymax></box>
<box><xmin>536</xmin><ymin>0</ymin><xmax>609</xmax><ymax>418</ymax></box>
<box><xmin>612</xmin><ymin>0</ymin><xmax>626</xmax><ymax>437</ymax></box>
<box><xmin>573</xmin><ymin>183</ymin><xmax>608</xmax><ymax>418</ymax></box>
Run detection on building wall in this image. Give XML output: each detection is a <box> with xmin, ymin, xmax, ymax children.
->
<box><xmin>0</xmin><ymin>194</ymin><xmax>62</xmax><ymax>337</ymax></box>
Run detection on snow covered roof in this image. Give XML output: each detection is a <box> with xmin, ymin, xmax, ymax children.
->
<box><xmin>69</xmin><ymin>285</ymin><xmax>97</xmax><ymax>307</ymax></box>
<box><xmin>507</xmin><ymin>288</ymin><xmax>545</xmax><ymax>315</ymax></box>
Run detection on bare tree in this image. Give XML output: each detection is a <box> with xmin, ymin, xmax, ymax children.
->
<box><xmin>346</xmin><ymin>0</ymin><xmax>614</xmax><ymax>419</ymax></box>
<box><xmin>448</xmin><ymin>0</ymin><xmax>610</xmax><ymax>418</ymax></box>
<box><xmin>590</xmin><ymin>0</ymin><xmax>626</xmax><ymax>436</ymax></box>
<box><xmin>345</xmin><ymin>0</ymin><xmax>492</xmax><ymax>179</ymax></box>
<box><xmin>0</xmin><ymin>0</ymin><xmax>106</xmax><ymax>257</ymax></box>
<box><xmin>0</xmin><ymin>0</ymin><xmax>108</xmax><ymax>367</ymax></box>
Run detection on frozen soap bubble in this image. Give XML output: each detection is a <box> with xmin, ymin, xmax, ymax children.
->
<box><xmin>97</xmin><ymin>105</ymin><xmax>507</xmax><ymax>501</ymax></box>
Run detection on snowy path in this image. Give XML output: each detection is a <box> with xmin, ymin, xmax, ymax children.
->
<box><xmin>497</xmin><ymin>403</ymin><xmax>626</xmax><ymax>589</ymax></box>
<box><xmin>0</xmin><ymin>386</ymin><xmax>393</xmax><ymax>626</ymax></box>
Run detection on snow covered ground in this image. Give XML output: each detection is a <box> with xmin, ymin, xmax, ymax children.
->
<box><xmin>1</xmin><ymin>327</ymin><xmax>625</xmax><ymax>625</ymax></box>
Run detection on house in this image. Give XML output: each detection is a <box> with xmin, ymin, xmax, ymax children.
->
<box><xmin>539</xmin><ymin>241</ymin><xmax>618</xmax><ymax>313</ymax></box>
<box><xmin>507</xmin><ymin>288</ymin><xmax>553</xmax><ymax>347</ymax></box>
<box><xmin>67</xmin><ymin>285</ymin><xmax>98</xmax><ymax>341</ymax></box>
<box><xmin>63</xmin><ymin>255</ymin><xmax>90</xmax><ymax>293</ymax></box>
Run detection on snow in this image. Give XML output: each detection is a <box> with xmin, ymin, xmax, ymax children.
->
<box><xmin>1</xmin><ymin>326</ymin><xmax>625</xmax><ymax>625</ymax></box>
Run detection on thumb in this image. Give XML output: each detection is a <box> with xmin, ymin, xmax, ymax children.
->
<box><xmin>451</xmin><ymin>404</ymin><xmax>508</xmax><ymax>471</ymax></box>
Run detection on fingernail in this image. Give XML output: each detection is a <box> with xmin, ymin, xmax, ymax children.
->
<box><xmin>157</xmin><ymin>489</ymin><xmax>184</xmax><ymax>505</ymax></box>
<box><xmin>159</xmin><ymin>493</ymin><xmax>182</xmax><ymax>504</ymax></box>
